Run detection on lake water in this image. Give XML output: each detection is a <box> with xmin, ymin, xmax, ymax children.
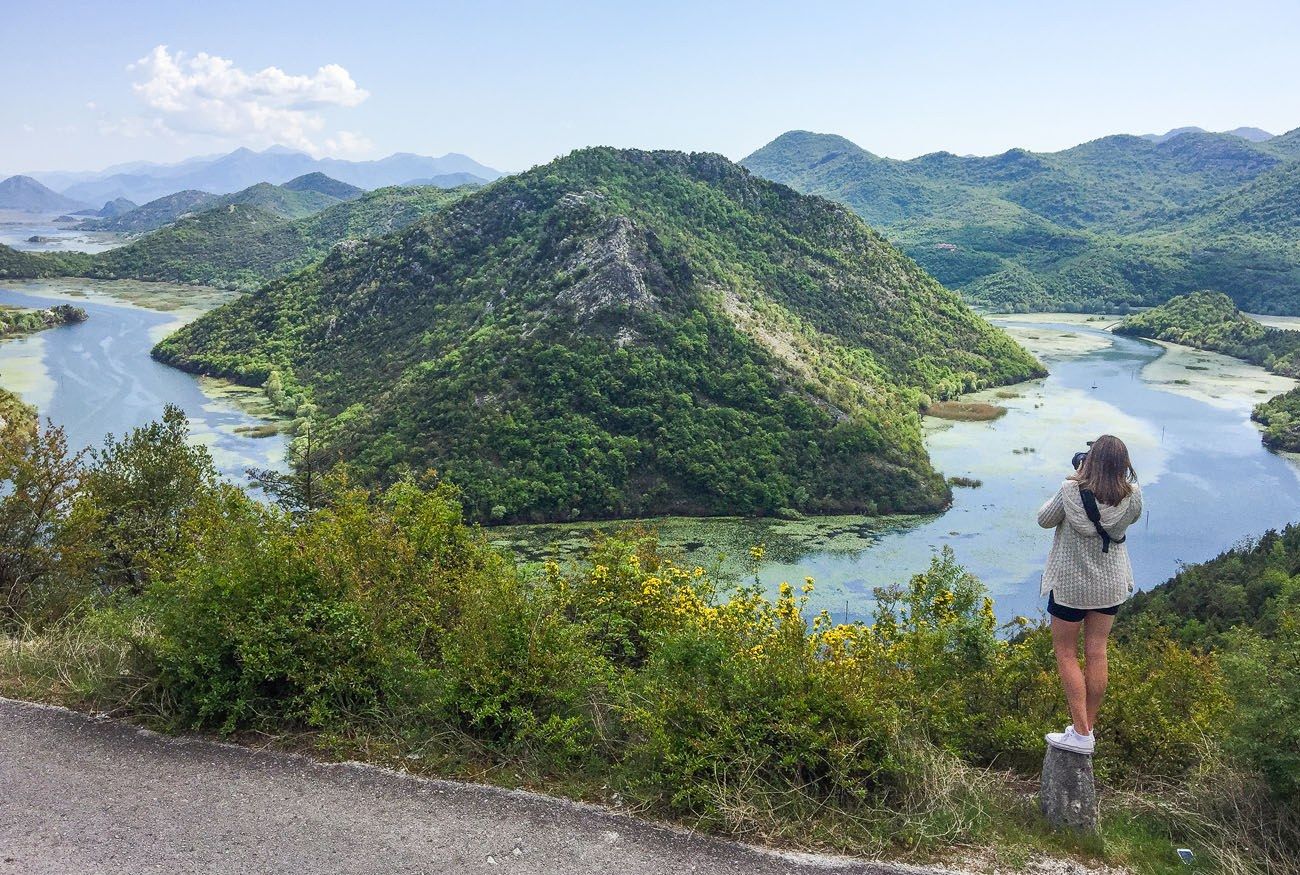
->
<box><xmin>0</xmin><ymin>211</ymin><xmax>125</xmax><ymax>254</ymax></box>
<box><xmin>0</xmin><ymin>280</ymin><xmax>286</xmax><ymax>484</ymax></box>
<box><xmin>496</xmin><ymin>316</ymin><xmax>1300</xmax><ymax>623</ymax></box>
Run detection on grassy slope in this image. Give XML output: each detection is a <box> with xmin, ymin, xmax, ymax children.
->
<box><xmin>155</xmin><ymin>147</ymin><xmax>1042</xmax><ymax>523</ymax></box>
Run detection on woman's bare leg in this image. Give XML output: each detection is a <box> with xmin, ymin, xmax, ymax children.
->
<box><xmin>1051</xmin><ymin>616</ymin><xmax>1088</xmax><ymax>733</ymax></box>
<box><xmin>1082</xmin><ymin>611</ymin><xmax>1115</xmax><ymax>735</ymax></box>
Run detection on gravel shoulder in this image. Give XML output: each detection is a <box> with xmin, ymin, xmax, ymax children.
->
<box><xmin>0</xmin><ymin>697</ymin><xmax>933</xmax><ymax>875</ymax></box>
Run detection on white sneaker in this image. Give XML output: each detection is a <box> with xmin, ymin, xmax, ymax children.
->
<box><xmin>1045</xmin><ymin>724</ymin><xmax>1095</xmax><ymax>755</ymax></box>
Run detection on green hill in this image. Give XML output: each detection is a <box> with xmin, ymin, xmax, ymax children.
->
<box><xmin>743</xmin><ymin>129</ymin><xmax>1300</xmax><ymax>314</ymax></box>
<box><xmin>1176</xmin><ymin>161</ymin><xmax>1300</xmax><ymax>239</ymax></box>
<box><xmin>81</xmin><ymin>190</ymin><xmax>220</xmax><ymax>233</ymax></box>
<box><xmin>86</xmin><ymin>204</ymin><xmax>309</xmax><ymax>288</ymax></box>
<box><xmin>5</xmin><ymin>184</ymin><xmax>471</xmax><ymax>290</ymax></box>
<box><xmin>292</xmin><ymin>184</ymin><xmax>470</xmax><ymax>245</ymax></box>
<box><xmin>0</xmin><ymin>243</ymin><xmax>91</xmax><ymax>279</ymax></box>
<box><xmin>283</xmin><ymin>172</ymin><xmax>365</xmax><ymax>200</ymax></box>
<box><xmin>83</xmin><ymin>179</ymin><xmax>350</xmax><ymax>236</ymax></box>
<box><xmin>209</xmin><ymin>181</ymin><xmax>340</xmax><ymax>220</ymax></box>
<box><xmin>155</xmin><ymin>148</ymin><xmax>1042</xmax><ymax>523</ymax></box>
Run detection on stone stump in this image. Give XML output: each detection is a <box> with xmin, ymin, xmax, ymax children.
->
<box><xmin>1039</xmin><ymin>745</ymin><xmax>1099</xmax><ymax>833</ymax></box>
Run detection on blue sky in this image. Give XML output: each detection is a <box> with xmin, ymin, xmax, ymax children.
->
<box><xmin>6</xmin><ymin>0</ymin><xmax>1300</xmax><ymax>175</ymax></box>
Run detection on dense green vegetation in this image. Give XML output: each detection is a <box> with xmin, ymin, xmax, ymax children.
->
<box><xmin>0</xmin><ymin>302</ymin><xmax>87</xmax><ymax>338</ymax></box>
<box><xmin>83</xmin><ymin>176</ymin><xmax>356</xmax><ymax>236</ymax></box>
<box><xmin>80</xmin><ymin>190</ymin><xmax>219</xmax><ymax>233</ymax></box>
<box><xmin>204</xmin><ymin>181</ymin><xmax>341</xmax><ymax>220</ymax></box>
<box><xmin>1251</xmin><ymin>391</ymin><xmax>1300</xmax><ymax>451</ymax></box>
<box><xmin>0</xmin><ymin>243</ymin><xmax>91</xmax><ymax>279</ymax></box>
<box><xmin>1</xmin><ymin>414</ymin><xmax>1294</xmax><ymax>873</ymax></box>
<box><xmin>155</xmin><ymin>148</ymin><xmax>1043</xmax><ymax>522</ymax></box>
<box><xmin>1115</xmin><ymin>292</ymin><xmax>1300</xmax><ymax>450</ymax></box>
<box><xmin>1</xmin><ymin>184</ymin><xmax>473</xmax><ymax>291</ymax></box>
<box><xmin>743</xmin><ymin>129</ymin><xmax>1300</xmax><ymax>314</ymax></box>
<box><xmin>1124</xmin><ymin>527</ymin><xmax>1300</xmax><ymax>806</ymax></box>
<box><xmin>87</xmin><ymin>205</ymin><xmax>310</xmax><ymax>288</ymax></box>
<box><xmin>0</xmin><ymin>387</ymin><xmax>34</xmax><ymax>434</ymax></box>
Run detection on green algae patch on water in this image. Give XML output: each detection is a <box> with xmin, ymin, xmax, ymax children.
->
<box><xmin>0</xmin><ymin>278</ymin><xmax>234</xmax><ymax>314</ymax></box>
<box><xmin>489</xmin><ymin>512</ymin><xmax>934</xmax><ymax>622</ymax></box>
<box><xmin>989</xmin><ymin>317</ymin><xmax>1117</xmax><ymax>363</ymax></box>
<box><xmin>1139</xmin><ymin>337</ymin><xmax>1297</xmax><ymax>412</ymax></box>
<box><xmin>0</xmin><ymin>332</ymin><xmax>54</xmax><ymax>410</ymax></box>
<box><xmin>198</xmin><ymin>376</ymin><xmax>284</xmax><ymax>422</ymax></box>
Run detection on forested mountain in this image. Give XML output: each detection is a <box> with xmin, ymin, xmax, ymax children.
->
<box><xmin>80</xmin><ymin>190</ymin><xmax>221</xmax><ymax>233</ymax></box>
<box><xmin>81</xmin><ymin>174</ymin><xmax>366</xmax><ymax>235</ymax></box>
<box><xmin>743</xmin><ymin>127</ymin><xmax>1300</xmax><ymax>314</ymax></box>
<box><xmin>282</xmin><ymin>172</ymin><xmax>365</xmax><ymax>200</ymax></box>
<box><xmin>70</xmin><ymin>197</ymin><xmax>138</xmax><ymax>219</ymax></box>
<box><xmin>206</xmin><ymin>181</ymin><xmax>341</xmax><ymax>220</ymax></box>
<box><xmin>155</xmin><ymin>148</ymin><xmax>1042</xmax><ymax>523</ymax></box>
<box><xmin>77</xmin><ymin>184</ymin><xmax>471</xmax><ymax>289</ymax></box>
<box><xmin>0</xmin><ymin>175</ymin><xmax>87</xmax><ymax>212</ymax></box>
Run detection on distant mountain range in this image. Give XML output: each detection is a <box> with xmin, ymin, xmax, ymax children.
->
<box><xmin>743</xmin><ymin>125</ymin><xmax>1300</xmax><ymax>313</ymax></box>
<box><xmin>1140</xmin><ymin>126</ymin><xmax>1274</xmax><ymax>144</ymax></box>
<box><xmin>16</xmin><ymin>146</ymin><xmax>503</xmax><ymax>206</ymax></box>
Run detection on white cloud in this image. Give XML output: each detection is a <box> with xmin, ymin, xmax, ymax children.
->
<box><xmin>126</xmin><ymin>45</ymin><xmax>370</xmax><ymax>155</ymax></box>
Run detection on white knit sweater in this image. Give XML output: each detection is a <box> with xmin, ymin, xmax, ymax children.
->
<box><xmin>1037</xmin><ymin>479</ymin><xmax>1143</xmax><ymax>610</ymax></box>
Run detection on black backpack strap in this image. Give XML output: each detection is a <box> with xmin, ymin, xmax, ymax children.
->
<box><xmin>1080</xmin><ymin>488</ymin><xmax>1125</xmax><ymax>553</ymax></box>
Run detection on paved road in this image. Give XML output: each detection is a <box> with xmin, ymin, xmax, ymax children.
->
<box><xmin>0</xmin><ymin>698</ymin><xmax>929</xmax><ymax>875</ymax></box>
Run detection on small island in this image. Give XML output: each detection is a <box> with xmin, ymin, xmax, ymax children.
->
<box><xmin>0</xmin><ymin>302</ymin><xmax>89</xmax><ymax>339</ymax></box>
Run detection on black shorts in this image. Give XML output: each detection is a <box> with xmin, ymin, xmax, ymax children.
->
<box><xmin>1047</xmin><ymin>591</ymin><xmax>1121</xmax><ymax>623</ymax></box>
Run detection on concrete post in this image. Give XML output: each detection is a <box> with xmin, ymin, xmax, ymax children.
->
<box><xmin>1039</xmin><ymin>745</ymin><xmax>1099</xmax><ymax>833</ymax></box>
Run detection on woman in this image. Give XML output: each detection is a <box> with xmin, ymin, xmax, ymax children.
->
<box><xmin>1036</xmin><ymin>434</ymin><xmax>1142</xmax><ymax>755</ymax></box>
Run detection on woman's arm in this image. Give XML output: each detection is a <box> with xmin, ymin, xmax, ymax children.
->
<box><xmin>1128</xmin><ymin>486</ymin><xmax>1144</xmax><ymax>525</ymax></box>
<box><xmin>1037</xmin><ymin>485</ymin><xmax>1066</xmax><ymax>528</ymax></box>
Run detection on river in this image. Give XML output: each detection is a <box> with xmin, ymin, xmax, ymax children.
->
<box><xmin>0</xmin><ymin>279</ymin><xmax>286</xmax><ymax>484</ymax></box>
<box><xmin>3</xmin><ymin>281</ymin><xmax>1298</xmax><ymax>623</ymax></box>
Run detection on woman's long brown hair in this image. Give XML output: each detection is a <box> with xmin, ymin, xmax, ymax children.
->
<box><xmin>1071</xmin><ymin>434</ymin><xmax>1137</xmax><ymax>506</ymax></box>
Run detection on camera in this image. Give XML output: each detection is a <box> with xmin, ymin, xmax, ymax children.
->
<box><xmin>1071</xmin><ymin>441</ymin><xmax>1094</xmax><ymax>470</ymax></box>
